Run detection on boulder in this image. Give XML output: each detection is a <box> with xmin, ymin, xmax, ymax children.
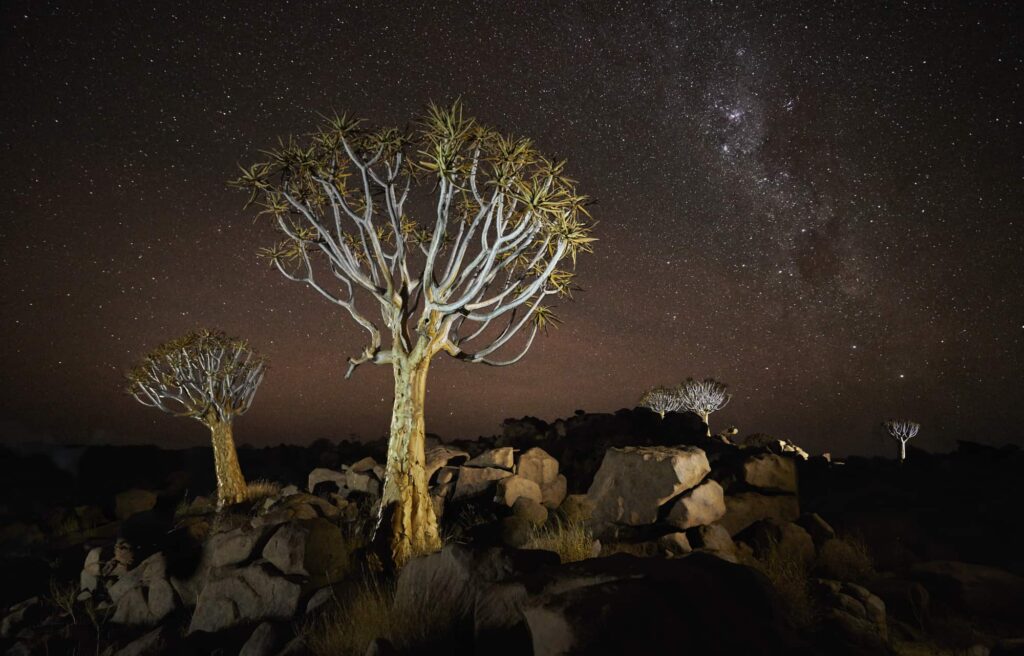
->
<box><xmin>500</xmin><ymin>516</ymin><xmax>534</xmax><ymax>548</ymax></box>
<box><xmin>262</xmin><ymin>519</ymin><xmax>350</xmax><ymax>586</ymax></box>
<box><xmin>518</xmin><ymin>448</ymin><xmax>560</xmax><ymax>487</ymax></box>
<box><xmin>909</xmin><ymin>560</ymin><xmax>1024</xmax><ymax>620</ymax></box>
<box><xmin>814</xmin><ymin>579</ymin><xmax>888</xmax><ymax>651</ymax></box>
<box><xmin>740</xmin><ymin>454</ymin><xmax>798</xmax><ymax>493</ymax></box>
<box><xmin>349</xmin><ymin>456</ymin><xmax>377</xmax><ymax>473</ymax></box>
<box><xmin>435</xmin><ymin>468</ymin><xmax>456</xmax><ymax>485</ymax></box>
<box><xmin>113</xmin><ymin>625</ymin><xmax>174</xmax><ymax>656</ymax></box>
<box><xmin>657</xmin><ymin>532</ymin><xmax>692</xmax><ymax>556</ymax></box>
<box><xmin>466</xmin><ymin>447</ymin><xmax>515</xmax><ymax>471</ymax></box>
<box><xmin>239</xmin><ymin>621</ymin><xmax>281</xmax><ymax>656</ymax></box>
<box><xmin>586</xmin><ymin>446</ymin><xmax>711</xmax><ymax>528</ymax></box>
<box><xmin>512</xmin><ymin>497</ymin><xmax>549</xmax><ymax>526</ymax></box>
<box><xmin>454</xmin><ymin>466</ymin><xmax>512</xmax><ymax>500</ymax></box>
<box><xmin>737</xmin><ymin>519</ymin><xmax>815</xmax><ymax>564</ymax></box>
<box><xmin>557</xmin><ymin>495</ymin><xmax>595</xmax><ymax>524</ymax></box>
<box><xmin>1</xmin><ymin>597</ymin><xmax>41</xmax><ymax>639</ymax></box>
<box><xmin>425</xmin><ymin>446</ymin><xmax>470</xmax><ymax>482</ymax></box>
<box><xmin>109</xmin><ymin>553</ymin><xmax>177</xmax><ymax>626</ymax></box>
<box><xmin>541</xmin><ymin>474</ymin><xmax>568</xmax><ymax>509</ymax></box>
<box><xmin>494</xmin><ymin>476</ymin><xmax>543</xmax><ymax>508</ymax></box>
<box><xmin>346</xmin><ymin>469</ymin><xmax>381</xmax><ymax>496</ymax></box>
<box><xmin>307</xmin><ymin>468</ymin><xmax>347</xmax><ymax>494</ymax></box>
<box><xmin>796</xmin><ymin>513</ymin><xmax>836</xmax><ymax>547</ymax></box>
<box><xmin>719</xmin><ymin>492</ymin><xmax>799</xmax><ymax>535</ymax></box>
<box><xmin>114</xmin><ymin>489</ymin><xmax>157</xmax><ymax>520</ymax></box>
<box><xmin>188</xmin><ymin>564</ymin><xmax>301</xmax><ymax>633</ymax></box>
<box><xmin>665</xmin><ymin>479</ymin><xmax>726</xmax><ymax>529</ymax></box>
<box><xmin>205</xmin><ymin>525</ymin><xmax>265</xmax><ymax>568</ymax></box>
<box><xmin>686</xmin><ymin>524</ymin><xmax>737</xmax><ymax>556</ymax></box>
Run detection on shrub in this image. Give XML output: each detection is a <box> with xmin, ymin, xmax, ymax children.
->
<box><xmin>240</xmin><ymin>479</ymin><xmax>282</xmax><ymax>504</ymax></box>
<box><xmin>814</xmin><ymin>534</ymin><xmax>875</xmax><ymax>583</ymax></box>
<box><xmin>525</xmin><ymin>519</ymin><xmax>594</xmax><ymax>563</ymax></box>
<box><xmin>751</xmin><ymin>537</ymin><xmax>815</xmax><ymax>629</ymax></box>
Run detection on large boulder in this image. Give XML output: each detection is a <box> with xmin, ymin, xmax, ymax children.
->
<box><xmin>814</xmin><ymin>579</ymin><xmax>888</xmax><ymax>652</ymax></box>
<box><xmin>114</xmin><ymin>489</ymin><xmax>157</xmax><ymax>520</ymax></box>
<box><xmin>454</xmin><ymin>467</ymin><xmax>513</xmax><ymax>500</ymax></box>
<box><xmin>740</xmin><ymin>454</ymin><xmax>798</xmax><ymax>493</ymax></box>
<box><xmin>307</xmin><ymin>468</ymin><xmax>347</xmax><ymax>494</ymax></box>
<box><xmin>541</xmin><ymin>474</ymin><xmax>568</xmax><ymax>509</ymax></box>
<box><xmin>466</xmin><ymin>447</ymin><xmax>515</xmax><ymax>471</ymax></box>
<box><xmin>262</xmin><ymin>518</ymin><xmax>350</xmax><ymax>587</ymax></box>
<box><xmin>517</xmin><ymin>448</ymin><xmax>560</xmax><ymax>487</ymax></box>
<box><xmin>665</xmin><ymin>479</ymin><xmax>726</xmax><ymax>530</ymax></box>
<box><xmin>109</xmin><ymin>553</ymin><xmax>177</xmax><ymax>626</ymax></box>
<box><xmin>205</xmin><ymin>525</ymin><xmax>266</xmax><ymax>568</ymax></box>
<box><xmin>586</xmin><ymin>446</ymin><xmax>711</xmax><ymax>528</ymax></box>
<box><xmin>909</xmin><ymin>560</ymin><xmax>1024</xmax><ymax>620</ymax></box>
<box><xmin>686</xmin><ymin>524</ymin><xmax>737</xmax><ymax>557</ymax></box>
<box><xmin>188</xmin><ymin>564</ymin><xmax>301</xmax><ymax>634</ymax></box>
<box><xmin>494</xmin><ymin>476</ymin><xmax>543</xmax><ymax>508</ymax></box>
<box><xmin>737</xmin><ymin>519</ymin><xmax>816</xmax><ymax>564</ymax></box>
<box><xmin>719</xmin><ymin>492</ymin><xmax>800</xmax><ymax>535</ymax></box>
<box><xmin>425</xmin><ymin>446</ymin><xmax>470</xmax><ymax>482</ymax></box>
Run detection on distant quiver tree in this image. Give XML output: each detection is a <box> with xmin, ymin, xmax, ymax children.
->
<box><xmin>883</xmin><ymin>419</ymin><xmax>920</xmax><ymax>464</ymax></box>
<box><xmin>126</xmin><ymin>330</ymin><xmax>266</xmax><ymax>506</ymax></box>
<box><xmin>640</xmin><ymin>385</ymin><xmax>682</xmax><ymax>418</ymax></box>
<box><xmin>231</xmin><ymin>100</ymin><xmax>594</xmax><ymax>566</ymax></box>
<box><xmin>677</xmin><ymin>377</ymin><xmax>731</xmax><ymax>436</ymax></box>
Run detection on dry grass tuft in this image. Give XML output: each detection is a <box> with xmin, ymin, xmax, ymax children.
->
<box><xmin>239</xmin><ymin>479</ymin><xmax>282</xmax><ymax>504</ymax></box>
<box><xmin>525</xmin><ymin>519</ymin><xmax>594</xmax><ymax>563</ymax></box>
<box><xmin>814</xmin><ymin>534</ymin><xmax>875</xmax><ymax>583</ymax></box>
<box><xmin>752</xmin><ymin>537</ymin><xmax>815</xmax><ymax>629</ymax></box>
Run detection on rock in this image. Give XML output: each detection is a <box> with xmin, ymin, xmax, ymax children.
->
<box><xmin>541</xmin><ymin>474</ymin><xmax>568</xmax><ymax>509</ymax></box>
<box><xmin>114</xmin><ymin>489</ymin><xmax>158</xmax><ymax>520</ymax></box>
<box><xmin>512</xmin><ymin>497</ymin><xmax>549</xmax><ymax>526</ymax></box>
<box><xmin>454</xmin><ymin>466</ymin><xmax>513</xmax><ymax>500</ymax></box>
<box><xmin>113</xmin><ymin>625</ymin><xmax>173</xmax><ymax>656</ymax></box>
<box><xmin>307</xmin><ymin>468</ymin><xmax>347</xmax><ymax>494</ymax></box>
<box><xmin>909</xmin><ymin>560</ymin><xmax>1024</xmax><ymax>620</ymax></box>
<box><xmin>435</xmin><ymin>468</ymin><xmax>456</xmax><ymax>485</ymax></box>
<box><xmin>500</xmin><ymin>516</ymin><xmax>534</xmax><ymax>548</ymax></box>
<box><xmin>239</xmin><ymin>621</ymin><xmax>281</xmax><ymax>656</ymax></box>
<box><xmin>205</xmin><ymin>525</ymin><xmax>265</xmax><ymax>568</ymax></box>
<box><xmin>425</xmin><ymin>446</ymin><xmax>470</xmax><ymax>482</ymax></box>
<box><xmin>518</xmin><ymin>448</ymin><xmax>560</xmax><ymax>486</ymax></box>
<box><xmin>737</xmin><ymin>519</ymin><xmax>815</xmax><ymax>564</ymax></box>
<box><xmin>657</xmin><ymin>532</ymin><xmax>692</xmax><ymax>556</ymax></box>
<box><xmin>740</xmin><ymin>454</ymin><xmax>798</xmax><ymax>493</ymax></box>
<box><xmin>719</xmin><ymin>492</ymin><xmax>799</xmax><ymax>535</ymax></box>
<box><xmin>466</xmin><ymin>447</ymin><xmax>515</xmax><ymax>471</ymax></box>
<box><xmin>109</xmin><ymin>553</ymin><xmax>177</xmax><ymax>625</ymax></box>
<box><xmin>586</xmin><ymin>446</ymin><xmax>711</xmax><ymax>528</ymax></box>
<box><xmin>686</xmin><ymin>524</ymin><xmax>737</xmax><ymax>556</ymax></box>
<box><xmin>305</xmin><ymin>587</ymin><xmax>335</xmax><ymax>615</ymax></box>
<box><xmin>665</xmin><ymin>479</ymin><xmax>726</xmax><ymax>529</ymax></box>
<box><xmin>350</xmin><ymin>456</ymin><xmax>377</xmax><ymax>473</ymax></box>
<box><xmin>188</xmin><ymin>564</ymin><xmax>301</xmax><ymax>633</ymax></box>
<box><xmin>557</xmin><ymin>495</ymin><xmax>595</xmax><ymax>524</ymax></box>
<box><xmin>262</xmin><ymin>519</ymin><xmax>350</xmax><ymax>586</ymax></box>
<box><xmin>365</xmin><ymin>637</ymin><xmax>399</xmax><ymax>656</ymax></box>
<box><xmin>81</xmin><ymin>546</ymin><xmax>103</xmax><ymax>591</ymax></box>
<box><xmin>814</xmin><ymin>579</ymin><xmax>888</xmax><ymax>650</ymax></box>
<box><xmin>1</xmin><ymin>597</ymin><xmax>41</xmax><ymax>639</ymax></box>
<box><xmin>494</xmin><ymin>476</ymin><xmax>543</xmax><ymax>508</ymax></box>
<box><xmin>346</xmin><ymin>469</ymin><xmax>381</xmax><ymax>495</ymax></box>
<box><xmin>866</xmin><ymin>576</ymin><xmax>929</xmax><ymax>628</ymax></box>
<box><xmin>796</xmin><ymin>512</ymin><xmax>835</xmax><ymax>547</ymax></box>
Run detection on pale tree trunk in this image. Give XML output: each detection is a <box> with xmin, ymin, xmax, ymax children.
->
<box><xmin>701</xmin><ymin>412</ymin><xmax>711</xmax><ymax>437</ymax></box>
<box><xmin>374</xmin><ymin>353</ymin><xmax>442</xmax><ymax>567</ymax></box>
<box><xmin>899</xmin><ymin>440</ymin><xmax>907</xmax><ymax>464</ymax></box>
<box><xmin>209</xmin><ymin>419</ymin><xmax>247</xmax><ymax>507</ymax></box>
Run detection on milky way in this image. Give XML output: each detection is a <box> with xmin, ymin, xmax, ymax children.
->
<box><xmin>1</xmin><ymin>1</ymin><xmax>1021</xmax><ymax>455</ymax></box>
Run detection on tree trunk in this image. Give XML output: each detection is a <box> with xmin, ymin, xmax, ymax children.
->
<box><xmin>374</xmin><ymin>354</ymin><xmax>442</xmax><ymax>567</ymax></box>
<box><xmin>701</xmin><ymin>412</ymin><xmax>711</xmax><ymax>437</ymax></box>
<box><xmin>209</xmin><ymin>419</ymin><xmax>247</xmax><ymax>507</ymax></box>
<box><xmin>899</xmin><ymin>440</ymin><xmax>907</xmax><ymax>464</ymax></box>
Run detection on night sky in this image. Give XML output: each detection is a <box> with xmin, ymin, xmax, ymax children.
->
<box><xmin>1</xmin><ymin>1</ymin><xmax>1021</xmax><ymax>456</ymax></box>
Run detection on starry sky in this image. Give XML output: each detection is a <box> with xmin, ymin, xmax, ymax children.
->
<box><xmin>1</xmin><ymin>1</ymin><xmax>1021</xmax><ymax>456</ymax></box>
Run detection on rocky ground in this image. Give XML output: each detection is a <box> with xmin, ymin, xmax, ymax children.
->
<box><xmin>0</xmin><ymin>408</ymin><xmax>1022</xmax><ymax>655</ymax></box>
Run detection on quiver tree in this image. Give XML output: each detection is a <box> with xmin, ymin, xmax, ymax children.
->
<box><xmin>640</xmin><ymin>385</ymin><xmax>682</xmax><ymax>418</ymax></box>
<box><xmin>883</xmin><ymin>419</ymin><xmax>920</xmax><ymax>464</ymax></box>
<box><xmin>232</xmin><ymin>100</ymin><xmax>594</xmax><ymax>566</ymax></box>
<box><xmin>677</xmin><ymin>377</ymin><xmax>731</xmax><ymax>436</ymax></box>
<box><xmin>126</xmin><ymin>330</ymin><xmax>266</xmax><ymax>506</ymax></box>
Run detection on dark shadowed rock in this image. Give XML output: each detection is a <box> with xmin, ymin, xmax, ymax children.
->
<box><xmin>719</xmin><ymin>492</ymin><xmax>800</xmax><ymax>535</ymax></box>
<box><xmin>587</xmin><ymin>446</ymin><xmax>710</xmax><ymax>530</ymax></box>
<box><xmin>262</xmin><ymin>518</ymin><xmax>350</xmax><ymax>586</ymax></box>
<box><xmin>466</xmin><ymin>447</ymin><xmax>515</xmax><ymax>471</ymax></box>
<box><xmin>239</xmin><ymin>621</ymin><xmax>282</xmax><ymax>656</ymax></box>
<box><xmin>500</xmin><ymin>516</ymin><xmax>533</xmax><ymax>548</ymax></box>
<box><xmin>454</xmin><ymin>466</ymin><xmax>512</xmax><ymax>499</ymax></box>
<box><xmin>796</xmin><ymin>512</ymin><xmax>836</xmax><ymax>547</ymax></box>
<box><xmin>425</xmin><ymin>446</ymin><xmax>470</xmax><ymax>482</ymax></box>
<box><xmin>740</xmin><ymin>453</ymin><xmax>798</xmax><ymax>493</ymax></box>
<box><xmin>307</xmin><ymin>467</ymin><xmax>347</xmax><ymax>494</ymax></box>
<box><xmin>114</xmin><ymin>489</ymin><xmax>158</xmax><ymax>521</ymax></box>
<box><xmin>813</xmin><ymin>579</ymin><xmax>888</xmax><ymax>653</ymax></box>
<box><xmin>512</xmin><ymin>497</ymin><xmax>548</xmax><ymax>526</ymax></box>
<box><xmin>737</xmin><ymin>519</ymin><xmax>815</xmax><ymax>563</ymax></box>
<box><xmin>113</xmin><ymin>625</ymin><xmax>174</xmax><ymax>656</ymax></box>
<box><xmin>909</xmin><ymin>560</ymin><xmax>1024</xmax><ymax>620</ymax></box>
<box><xmin>188</xmin><ymin>563</ymin><xmax>301</xmax><ymax>633</ymax></box>
<box><xmin>541</xmin><ymin>474</ymin><xmax>568</xmax><ymax>509</ymax></box>
<box><xmin>494</xmin><ymin>475</ymin><xmax>542</xmax><ymax>507</ymax></box>
<box><xmin>686</xmin><ymin>523</ymin><xmax>737</xmax><ymax>557</ymax></box>
<box><xmin>109</xmin><ymin>553</ymin><xmax>177</xmax><ymax>626</ymax></box>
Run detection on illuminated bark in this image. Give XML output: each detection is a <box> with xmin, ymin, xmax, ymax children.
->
<box><xmin>209</xmin><ymin>419</ymin><xmax>247</xmax><ymax>507</ymax></box>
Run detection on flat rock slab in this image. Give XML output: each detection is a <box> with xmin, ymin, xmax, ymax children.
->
<box><xmin>740</xmin><ymin>454</ymin><xmax>797</xmax><ymax>493</ymax></box>
<box><xmin>465</xmin><ymin>447</ymin><xmax>515</xmax><ymax>471</ymax></box>
<box><xmin>586</xmin><ymin>446</ymin><xmax>711</xmax><ymax>527</ymax></box>
<box><xmin>454</xmin><ymin>466</ymin><xmax>512</xmax><ymax>499</ymax></box>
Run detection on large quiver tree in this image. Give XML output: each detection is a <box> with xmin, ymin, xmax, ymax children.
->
<box><xmin>126</xmin><ymin>330</ymin><xmax>266</xmax><ymax>506</ymax></box>
<box><xmin>232</xmin><ymin>100</ymin><xmax>594</xmax><ymax>566</ymax></box>
<box><xmin>677</xmin><ymin>377</ymin><xmax>731</xmax><ymax>436</ymax></box>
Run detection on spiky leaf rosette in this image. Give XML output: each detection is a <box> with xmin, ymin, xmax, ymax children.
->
<box><xmin>126</xmin><ymin>330</ymin><xmax>267</xmax><ymax>425</ymax></box>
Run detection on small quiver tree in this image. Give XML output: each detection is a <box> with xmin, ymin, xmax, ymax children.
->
<box><xmin>126</xmin><ymin>330</ymin><xmax>266</xmax><ymax>507</ymax></box>
<box><xmin>677</xmin><ymin>377</ymin><xmax>731</xmax><ymax>437</ymax></box>
<box><xmin>231</xmin><ymin>100</ymin><xmax>594</xmax><ymax>567</ymax></box>
<box><xmin>883</xmin><ymin>419</ymin><xmax>920</xmax><ymax>464</ymax></box>
<box><xmin>640</xmin><ymin>385</ymin><xmax>682</xmax><ymax>418</ymax></box>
